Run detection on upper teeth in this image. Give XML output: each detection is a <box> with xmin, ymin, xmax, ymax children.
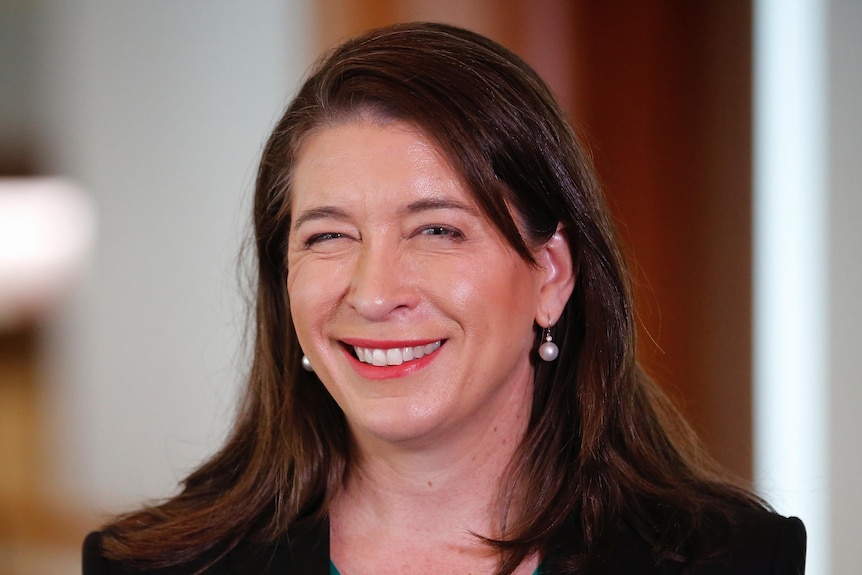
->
<box><xmin>354</xmin><ymin>341</ymin><xmax>442</xmax><ymax>366</ymax></box>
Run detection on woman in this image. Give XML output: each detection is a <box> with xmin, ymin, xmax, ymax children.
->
<box><xmin>83</xmin><ymin>22</ymin><xmax>806</xmax><ymax>575</ymax></box>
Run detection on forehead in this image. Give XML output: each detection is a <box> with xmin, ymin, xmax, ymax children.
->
<box><xmin>296</xmin><ymin>118</ymin><xmax>448</xmax><ymax>170</ymax></box>
<box><xmin>290</xmin><ymin>119</ymin><xmax>471</xmax><ymax>207</ymax></box>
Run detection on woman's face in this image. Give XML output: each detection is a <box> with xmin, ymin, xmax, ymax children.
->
<box><xmin>287</xmin><ymin>119</ymin><xmax>558</xmax><ymax>450</ymax></box>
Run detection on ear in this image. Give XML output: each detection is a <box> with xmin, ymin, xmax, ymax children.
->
<box><xmin>534</xmin><ymin>224</ymin><xmax>576</xmax><ymax>326</ymax></box>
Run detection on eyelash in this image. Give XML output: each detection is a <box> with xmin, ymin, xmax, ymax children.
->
<box><xmin>418</xmin><ymin>225</ymin><xmax>464</xmax><ymax>240</ymax></box>
<box><xmin>303</xmin><ymin>232</ymin><xmax>345</xmax><ymax>248</ymax></box>
<box><xmin>301</xmin><ymin>225</ymin><xmax>464</xmax><ymax>249</ymax></box>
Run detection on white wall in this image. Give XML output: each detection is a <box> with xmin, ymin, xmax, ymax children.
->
<box><xmin>33</xmin><ymin>0</ymin><xmax>311</xmax><ymax>511</ymax></box>
<box><xmin>0</xmin><ymin>2</ymin><xmax>39</xmax><ymax>163</ymax></box>
<box><xmin>827</xmin><ymin>2</ymin><xmax>862</xmax><ymax>573</ymax></box>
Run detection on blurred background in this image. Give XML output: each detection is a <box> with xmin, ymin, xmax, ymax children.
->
<box><xmin>0</xmin><ymin>1</ymin><xmax>858</xmax><ymax>574</ymax></box>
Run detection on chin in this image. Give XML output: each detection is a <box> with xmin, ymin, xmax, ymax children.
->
<box><xmin>349</xmin><ymin>409</ymin><xmax>446</xmax><ymax>447</ymax></box>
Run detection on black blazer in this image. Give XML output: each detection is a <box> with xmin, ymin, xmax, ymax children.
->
<box><xmin>83</xmin><ymin>509</ymin><xmax>806</xmax><ymax>575</ymax></box>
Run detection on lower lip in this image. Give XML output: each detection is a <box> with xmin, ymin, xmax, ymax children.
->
<box><xmin>342</xmin><ymin>344</ymin><xmax>443</xmax><ymax>380</ymax></box>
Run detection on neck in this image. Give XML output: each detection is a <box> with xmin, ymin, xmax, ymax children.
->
<box><xmin>331</xmin><ymin>379</ymin><xmax>533</xmax><ymax>542</ymax></box>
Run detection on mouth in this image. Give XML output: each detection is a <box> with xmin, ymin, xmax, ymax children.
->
<box><xmin>347</xmin><ymin>340</ymin><xmax>444</xmax><ymax>367</ymax></box>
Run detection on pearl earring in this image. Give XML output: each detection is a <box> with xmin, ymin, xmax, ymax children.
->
<box><xmin>301</xmin><ymin>355</ymin><xmax>314</xmax><ymax>372</ymax></box>
<box><xmin>538</xmin><ymin>324</ymin><xmax>559</xmax><ymax>362</ymax></box>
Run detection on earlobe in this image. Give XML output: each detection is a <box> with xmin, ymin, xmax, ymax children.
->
<box><xmin>535</xmin><ymin>224</ymin><xmax>576</xmax><ymax>325</ymax></box>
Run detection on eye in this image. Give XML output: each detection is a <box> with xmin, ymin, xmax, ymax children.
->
<box><xmin>418</xmin><ymin>225</ymin><xmax>464</xmax><ymax>240</ymax></box>
<box><xmin>304</xmin><ymin>232</ymin><xmax>346</xmax><ymax>248</ymax></box>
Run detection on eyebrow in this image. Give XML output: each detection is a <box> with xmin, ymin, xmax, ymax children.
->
<box><xmin>404</xmin><ymin>197</ymin><xmax>480</xmax><ymax>216</ymax></box>
<box><xmin>292</xmin><ymin>205</ymin><xmax>351</xmax><ymax>229</ymax></box>
<box><xmin>292</xmin><ymin>197</ymin><xmax>480</xmax><ymax>229</ymax></box>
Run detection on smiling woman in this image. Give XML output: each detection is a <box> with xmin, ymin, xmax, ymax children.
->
<box><xmin>286</xmin><ymin>121</ymin><xmax>565</xmax><ymax>454</ymax></box>
<box><xmin>82</xmin><ymin>22</ymin><xmax>806</xmax><ymax>575</ymax></box>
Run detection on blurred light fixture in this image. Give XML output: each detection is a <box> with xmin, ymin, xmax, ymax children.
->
<box><xmin>0</xmin><ymin>178</ymin><xmax>96</xmax><ymax>329</ymax></box>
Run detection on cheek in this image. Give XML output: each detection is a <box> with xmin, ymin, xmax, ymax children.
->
<box><xmin>446</xmin><ymin>271</ymin><xmax>478</xmax><ymax>310</ymax></box>
<box><xmin>414</xmin><ymin>255</ymin><xmax>480</xmax><ymax>322</ymax></box>
<box><xmin>287</xmin><ymin>257</ymin><xmax>354</xmax><ymax>338</ymax></box>
<box><xmin>438</xmin><ymin>257</ymin><xmax>539</xmax><ymax>334</ymax></box>
<box><xmin>287</xmin><ymin>290</ymin><xmax>314</xmax><ymax>355</ymax></box>
<box><xmin>475</xmin><ymin>258</ymin><xmax>537</xmax><ymax>307</ymax></box>
<box><xmin>286</xmin><ymin>261</ymin><xmax>327</xmax><ymax>341</ymax></box>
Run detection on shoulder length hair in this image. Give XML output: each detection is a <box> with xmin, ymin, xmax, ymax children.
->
<box><xmin>101</xmin><ymin>21</ymin><xmax>762</xmax><ymax>574</ymax></box>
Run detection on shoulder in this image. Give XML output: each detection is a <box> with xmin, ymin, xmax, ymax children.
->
<box><xmin>545</xmin><ymin>507</ymin><xmax>805</xmax><ymax>574</ymax></box>
<box><xmin>607</xmin><ymin>507</ymin><xmax>806</xmax><ymax>575</ymax></box>
<box><xmin>691</xmin><ymin>508</ymin><xmax>806</xmax><ymax>575</ymax></box>
<box><xmin>82</xmin><ymin>521</ymin><xmax>330</xmax><ymax>575</ymax></box>
<box><xmin>82</xmin><ymin>531</ymin><xmax>226</xmax><ymax>575</ymax></box>
<box><xmin>83</xmin><ymin>532</ymin><xmax>135</xmax><ymax>575</ymax></box>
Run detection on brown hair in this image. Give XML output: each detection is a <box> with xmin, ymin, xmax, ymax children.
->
<box><xmin>101</xmin><ymin>22</ymin><xmax>762</xmax><ymax>574</ymax></box>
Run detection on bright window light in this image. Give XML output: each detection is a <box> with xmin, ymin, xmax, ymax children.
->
<box><xmin>754</xmin><ymin>1</ymin><xmax>828</xmax><ymax>574</ymax></box>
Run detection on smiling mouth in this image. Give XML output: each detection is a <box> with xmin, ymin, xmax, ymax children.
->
<box><xmin>351</xmin><ymin>341</ymin><xmax>443</xmax><ymax>366</ymax></box>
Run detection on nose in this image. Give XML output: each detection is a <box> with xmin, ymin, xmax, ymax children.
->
<box><xmin>346</xmin><ymin>239</ymin><xmax>419</xmax><ymax>321</ymax></box>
